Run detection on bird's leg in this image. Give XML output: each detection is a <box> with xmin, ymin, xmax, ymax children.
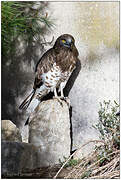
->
<box><xmin>54</xmin><ymin>88</ymin><xmax>58</xmax><ymax>97</ymax></box>
<box><xmin>53</xmin><ymin>88</ymin><xmax>63</xmax><ymax>106</ymax></box>
<box><xmin>53</xmin><ymin>85</ymin><xmax>70</xmax><ymax>107</ymax></box>
<box><xmin>60</xmin><ymin>82</ymin><xmax>70</xmax><ymax>107</ymax></box>
<box><xmin>60</xmin><ymin>83</ymin><xmax>64</xmax><ymax>98</ymax></box>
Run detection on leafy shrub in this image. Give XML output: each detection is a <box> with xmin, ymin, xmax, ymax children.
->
<box><xmin>95</xmin><ymin>100</ymin><xmax>119</xmax><ymax>148</ymax></box>
<box><xmin>94</xmin><ymin>100</ymin><xmax>119</xmax><ymax>166</ymax></box>
<box><xmin>59</xmin><ymin>156</ymin><xmax>79</xmax><ymax>167</ymax></box>
<box><xmin>55</xmin><ymin>100</ymin><xmax>120</xmax><ymax>179</ymax></box>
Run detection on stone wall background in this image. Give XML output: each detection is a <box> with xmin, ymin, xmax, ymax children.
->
<box><xmin>2</xmin><ymin>2</ymin><xmax>119</xmax><ymax>151</ymax></box>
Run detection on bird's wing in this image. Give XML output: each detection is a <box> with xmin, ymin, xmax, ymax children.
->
<box><xmin>33</xmin><ymin>48</ymin><xmax>56</xmax><ymax>89</ymax></box>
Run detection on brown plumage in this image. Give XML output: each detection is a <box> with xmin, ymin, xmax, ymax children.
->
<box><xmin>19</xmin><ymin>34</ymin><xmax>79</xmax><ymax>110</ymax></box>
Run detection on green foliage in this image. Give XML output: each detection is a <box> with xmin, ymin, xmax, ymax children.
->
<box><xmin>94</xmin><ymin>100</ymin><xmax>120</xmax><ymax>165</ymax></box>
<box><xmin>1</xmin><ymin>1</ymin><xmax>53</xmax><ymax>57</ymax></box>
<box><xmin>59</xmin><ymin>156</ymin><xmax>79</xmax><ymax>167</ymax></box>
<box><xmin>95</xmin><ymin>100</ymin><xmax>119</xmax><ymax>143</ymax></box>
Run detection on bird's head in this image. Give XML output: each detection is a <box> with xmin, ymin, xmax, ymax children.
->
<box><xmin>54</xmin><ymin>34</ymin><xmax>75</xmax><ymax>49</ymax></box>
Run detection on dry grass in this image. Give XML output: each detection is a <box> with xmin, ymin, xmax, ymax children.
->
<box><xmin>53</xmin><ymin>140</ymin><xmax>120</xmax><ymax>179</ymax></box>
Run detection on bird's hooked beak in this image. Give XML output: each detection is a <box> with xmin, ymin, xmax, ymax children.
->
<box><xmin>64</xmin><ymin>42</ymin><xmax>71</xmax><ymax>48</ymax></box>
<box><xmin>63</xmin><ymin>39</ymin><xmax>73</xmax><ymax>48</ymax></box>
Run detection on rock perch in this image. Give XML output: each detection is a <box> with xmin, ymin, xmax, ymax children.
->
<box><xmin>29</xmin><ymin>98</ymin><xmax>71</xmax><ymax>167</ymax></box>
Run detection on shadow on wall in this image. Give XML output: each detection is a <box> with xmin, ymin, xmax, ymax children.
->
<box><xmin>1</xmin><ymin>2</ymin><xmax>52</xmax><ymax>127</ymax></box>
<box><xmin>2</xmin><ymin>39</ymin><xmax>45</xmax><ymax>127</ymax></box>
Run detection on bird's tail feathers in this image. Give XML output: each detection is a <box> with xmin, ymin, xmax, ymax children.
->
<box><xmin>19</xmin><ymin>90</ymin><xmax>36</xmax><ymax>110</ymax></box>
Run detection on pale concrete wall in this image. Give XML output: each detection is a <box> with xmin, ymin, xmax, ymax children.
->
<box><xmin>46</xmin><ymin>2</ymin><xmax>119</xmax><ymax>150</ymax></box>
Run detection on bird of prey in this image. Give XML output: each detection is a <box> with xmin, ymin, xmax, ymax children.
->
<box><xmin>19</xmin><ymin>34</ymin><xmax>79</xmax><ymax>110</ymax></box>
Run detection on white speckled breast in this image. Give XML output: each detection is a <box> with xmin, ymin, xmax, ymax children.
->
<box><xmin>41</xmin><ymin>63</ymin><xmax>62</xmax><ymax>91</ymax></box>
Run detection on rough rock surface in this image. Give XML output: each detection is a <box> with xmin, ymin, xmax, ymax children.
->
<box><xmin>1</xmin><ymin>120</ymin><xmax>22</xmax><ymax>142</ymax></box>
<box><xmin>1</xmin><ymin>141</ymin><xmax>39</xmax><ymax>177</ymax></box>
<box><xmin>29</xmin><ymin>99</ymin><xmax>71</xmax><ymax>166</ymax></box>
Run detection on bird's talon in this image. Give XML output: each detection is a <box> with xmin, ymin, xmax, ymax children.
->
<box><xmin>53</xmin><ymin>96</ymin><xmax>70</xmax><ymax>107</ymax></box>
<box><xmin>63</xmin><ymin>97</ymin><xmax>70</xmax><ymax>108</ymax></box>
<box><xmin>53</xmin><ymin>96</ymin><xmax>63</xmax><ymax>106</ymax></box>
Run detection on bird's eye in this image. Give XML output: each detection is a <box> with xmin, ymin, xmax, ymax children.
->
<box><xmin>61</xmin><ymin>39</ymin><xmax>66</xmax><ymax>44</ymax></box>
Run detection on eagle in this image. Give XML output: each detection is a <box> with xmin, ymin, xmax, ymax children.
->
<box><xmin>19</xmin><ymin>34</ymin><xmax>79</xmax><ymax>110</ymax></box>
